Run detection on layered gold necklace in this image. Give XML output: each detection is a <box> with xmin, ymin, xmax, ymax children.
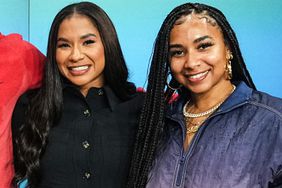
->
<box><xmin>183</xmin><ymin>85</ymin><xmax>236</xmax><ymax>134</ymax></box>
<box><xmin>184</xmin><ymin>116</ymin><xmax>207</xmax><ymax>134</ymax></box>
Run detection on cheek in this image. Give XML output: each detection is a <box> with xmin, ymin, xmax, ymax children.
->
<box><xmin>56</xmin><ymin>63</ymin><xmax>66</xmax><ymax>76</ymax></box>
<box><xmin>170</xmin><ymin>61</ymin><xmax>182</xmax><ymax>75</ymax></box>
<box><xmin>204</xmin><ymin>53</ymin><xmax>226</xmax><ymax>72</ymax></box>
<box><xmin>204</xmin><ymin>52</ymin><xmax>219</xmax><ymax>64</ymax></box>
<box><xmin>93</xmin><ymin>47</ymin><xmax>106</xmax><ymax>69</ymax></box>
<box><xmin>209</xmin><ymin>47</ymin><xmax>228</xmax><ymax>66</ymax></box>
<box><xmin>55</xmin><ymin>51</ymin><xmax>67</xmax><ymax>74</ymax></box>
<box><xmin>55</xmin><ymin>50</ymin><xmax>64</xmax><ymax>65</ymax></box>
<box><xmin>98</xmin><ymin>52</ymin><xmax>105</xmax><ymax>65</ymax></box>
<box><xmin>96</xmin><ymin>46</ymin><xmax>105</xmax><ymax>61</ymax></box>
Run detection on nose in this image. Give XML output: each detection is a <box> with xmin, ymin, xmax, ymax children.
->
<box><xmin>69</xmin><ymin>45</ymin><xmax>84</xmax><ymax>62</ymax></box>
<box><xmin>183</xmin><ymin>52</ymin><xmax>201</xmax><ymax>69</ymax></box>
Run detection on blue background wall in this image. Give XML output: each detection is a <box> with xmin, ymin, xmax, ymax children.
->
<box><xmin>0</xmin><ymin>0</ymin><xmax>29</xmax><ymax>39</ymax></box>
<box><xmin>1</xmin><ymin>0</ymin><xmax>282</xmax><ymax>97</ymax></box>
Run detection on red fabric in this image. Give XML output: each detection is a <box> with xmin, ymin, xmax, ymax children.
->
<box><xmin>168</xmin><ymin>93</ymin><xmax>179</xmax><ymax>104</ymax></box>
<box><xmin>136</xmin><ymin>87</ymin><xmax>179</xmax><ymax>103</ymax></box>
<box><xmin>136</xmin><ymin>87</ymin><xmax>145</xmax><ymax>93</ymax></box>
<box><xmin>0</xmin><ymin>33</ymin><xmax>45</xmax><ymax>188</ymax></box>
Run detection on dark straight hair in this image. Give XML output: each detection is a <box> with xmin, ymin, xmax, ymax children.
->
<box><xmin>127</xmin><ymin>3</ymin><xmax>256</xmax><ymax>187</ymax></box>
<box><xmin>13</xmin><ymin>2</ymin><xmax>135</xmax><ymax>187</ymax></box>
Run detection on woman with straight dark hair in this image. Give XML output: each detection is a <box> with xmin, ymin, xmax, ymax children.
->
<box><xmin>12</xmin><ymin>2</ymin><xmax>143</xmax><ymax>188</ymax></box>
<box><xmin>128</xmin><ymin>3</ymin><xmax>282</xmax><ymax>188</ymax></box>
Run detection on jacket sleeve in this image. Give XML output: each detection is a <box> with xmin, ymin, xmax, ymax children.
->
<box><xmin>268</xmin><ymin>112</ymin><xmax>282</xmax><ymax>188</ymax></box>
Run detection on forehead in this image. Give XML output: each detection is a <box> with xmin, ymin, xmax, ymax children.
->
<box><xmin>170</xmin><ymin>13</ymin><xmax>223</xmax><ymax>42</ymax></box>
<box><xmin>58</xmin><ymin>14</ymin><xmax>98</xmax><ymax>34</ymax></box>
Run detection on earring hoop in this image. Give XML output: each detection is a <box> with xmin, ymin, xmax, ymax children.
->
<box><xmin>166</xmin><ymin>72</ymin><xmax>181</xmax><ymax>90</ymax></box>
<box><xmin>167</xmin><ymin>81</ymin><xmax>182</xmax><ymax>90</ymax></box>
<box><xmin>226</xmin><ymin>54</ymin><xmax>233</xmax><ymax>80</ymax></box>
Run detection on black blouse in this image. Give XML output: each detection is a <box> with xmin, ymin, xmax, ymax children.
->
<box><xmin>12</xmin><ymin>85</ymin><xmax>143</xmax><ymax>188</ymax></box>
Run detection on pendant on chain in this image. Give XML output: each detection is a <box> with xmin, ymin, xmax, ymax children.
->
<box><xmin>185</xmin><ymin>117</ymin><xmax>205</xmax><ymax>134</ymax></box>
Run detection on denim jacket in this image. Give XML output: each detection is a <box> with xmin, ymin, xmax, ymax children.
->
<box><xmin>147</xmin><ymin>82</ymin><xmax>282</xmax><ymax>188</ymax></box>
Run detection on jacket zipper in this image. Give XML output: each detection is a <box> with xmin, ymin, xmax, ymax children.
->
<box><xmin>169</xmin><ymin>101</ymin><xmax>248</xmax><ymax>187</ymax></box>
<box><xmin>175</xmin><ymin>156</ymin><xmax>185</xmax><ymax>186</ymax></box>
<box><xmin>174</xmin><ymin>125</ymin><xmax>203</xmax><ymax>187</ymax></box>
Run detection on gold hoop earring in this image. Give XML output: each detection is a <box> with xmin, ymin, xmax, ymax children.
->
<box><xmin>226</xmin><ymin>54</ymin><xmax>233</xmax><ymax>80</ymax></box>
<box><xmin>226</xmin><ymin>60</ymin><xmax>232</xmax><ymax>80</ymax></box>
<box><xmin>166</xmin><ymin>72</ymin><xmax>181</xmax><ymax>90</ymax></box>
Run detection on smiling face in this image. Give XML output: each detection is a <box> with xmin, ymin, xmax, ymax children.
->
<box><xmin>56</xmin><ymin>14</ymin><xmax>105</xmax><ymax>95</ymax></box>
<box><xmin>169</xmin><ymin>13</ymin><xmax>232</xmax><ymax>96</ymax></box>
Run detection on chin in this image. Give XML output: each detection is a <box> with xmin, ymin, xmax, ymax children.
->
<box><xmin>68</xmin><ymin>79</ymin><xmax>86</xmax><ymax>86</ymax></box>
<box><xmin>186</xmin><ymin>84</ymin><xmax>210</xmax><ymax>95</ymax></box>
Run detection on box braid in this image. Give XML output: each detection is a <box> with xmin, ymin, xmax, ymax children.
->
<box><xmin>199</xmin><ymin>4</ymin><xmax>256</xmax><ymax>88</ymax></box>
<box><xmin>127</xmin><ymin>3</ymin><xmax>256</xmax><ymax>188</ymax></box>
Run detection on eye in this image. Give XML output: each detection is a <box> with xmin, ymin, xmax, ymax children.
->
<box><xmin>83</xmin><ymin>39</ymin><xmax>95</xmax><ymax>46</ymax></box>
<box><xmin>170</xmin><ymin>50</ymin><xmax>184</xmax><ymax>57</ymax></box>
<box><xmin>197</xmin><ymin>42</ymin><xmax>213</xmax><ymax>50</ymax></box>
<box><xmin>57</xmin><ymin>43</ymin><xmax>70</xmax><ymax>48</ymax></box>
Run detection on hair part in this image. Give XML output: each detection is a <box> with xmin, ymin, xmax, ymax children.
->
<box><xmin>13</xmin><ymin>2</ymin><xmax>135</xmax><ymax>187</ymax></box>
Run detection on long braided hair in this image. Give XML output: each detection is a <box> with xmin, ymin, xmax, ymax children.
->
<box><xmin>13</xmin><ymin>2</ymin><xmax>135</xmax><ymax>187</ymax></box>
<box><xmin>127</xmin><ymin>3</ymin><xmax>256</xmax><ymax>187</ymax></box>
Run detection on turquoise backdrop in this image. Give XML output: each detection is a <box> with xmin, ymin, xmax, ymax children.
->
<box><xmin>1</xmin><ymin>0</ymin><xmax>282</xmax><ymax>98</ymax></box>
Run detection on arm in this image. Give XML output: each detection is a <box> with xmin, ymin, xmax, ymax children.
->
<box><xmin>0</xmin><ymin>33</ymin><xmax>45</xmax><ymax>188</ymax></box>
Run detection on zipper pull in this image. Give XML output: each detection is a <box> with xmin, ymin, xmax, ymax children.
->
<box><xmin>175</xmin><ymin>157</ymin><xmax>185</xmax><ymax>186</ymax></box>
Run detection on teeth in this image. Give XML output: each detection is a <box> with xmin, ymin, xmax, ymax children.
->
<box><xmin>189</xmin><ymin>71</ymin><xmax>208</xmax><ymax>79</ymax></box>
<box><xmin>70</xmin><ymin>66</ymin><xmax>89</xmax><ymax>71</ymax></box>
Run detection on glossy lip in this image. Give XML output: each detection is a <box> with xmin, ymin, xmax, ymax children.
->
<box><xmin>68</xmin><ymin>65</ymin><xmax>91</xmax><ymax>76</ymax></box>
<box><xmin>184</xmin><ymin>70</ymin><xmax>209</xmax><ymax>83</ymax></box>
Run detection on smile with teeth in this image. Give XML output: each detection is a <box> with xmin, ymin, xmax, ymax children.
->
<box><xmin>69</xmin><ymin>65</ymin><xmax>89</xmax><ymax>71</ymax></box>
<box><xmin>186</xmin><ymin>70</ymin><xmax>209</xmax><ymax>82</ymax></box>
<box><xmin>189</xmin><ymin>71</ymin><xmax>209</xmax><ymax>78</ymax></box>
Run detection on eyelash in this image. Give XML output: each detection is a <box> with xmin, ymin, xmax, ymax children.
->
<box><xmin>197</xmin><ymin>42</ymin><xmax>213</xmax><ymax>50</ymax></box>
<box><xmin>83</xmin><ymin>40</ymin><xmax>95</xmax><ymax>45</ymax></box>
<box><xmin>170</xmin><ymin>50</ymin><xmax>184</xmax><ymax>57</ymax></box>
<box><xmin>169</xmin><ymin>42</ymin><xmax>214</xmax><ymax>57</ymax></box>
<box><xmin>57</xmin><ymin>39</ymin><xmax>95</xmax><ymax>48</ymax></box>
<box><xmin>57</xmin><ymin>43</ymin><xmax>69</xmax><ymax>48</ymax></box>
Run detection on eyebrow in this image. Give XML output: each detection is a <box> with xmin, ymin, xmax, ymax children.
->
<box><xmin>57</xmin><ymin>37</ymin><xmax>68</xmax><ymax>42</ymax></box>
<box><xmin>193</xmin><ymin>35</ymin><xmax>212</xmax><ymax>44</ymax></box>
<box><xmin>80</xmin><ymin>33</ymin><xmax>97</xmax><ymax>40</ymax></box>
<box><xmin>169</xmin><ymin>35</ymin><xmax>213</xmax><ymax>49</ymax></box>
<box><xmin>57</xmin><ymin>33</ymin><xmax>97</xmax><ymax>42</ymax></box>
<box><xmin>169</xmin><ymin>44</ymin><xmax>183</xmax><ymax>49</ymax></box>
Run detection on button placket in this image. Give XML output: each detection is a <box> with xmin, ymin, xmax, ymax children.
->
<box><xmin>83</xmin><ymin>109</ymin><xmax>91</xmax><ymax>117</ymax></box>
<box><xmin>83</xmin><ymin>172</ymin><xmax>91</xmax><ymax>179</ymax></box>
<box><xmin>98</xmin><ymin>89</ymin><xmax>104</xmax><ymax>96</ymax></box>
<box><xmin>82</xmin><ymin>140</ymin><xmax>90</xmax><ymax>149</ymax></box>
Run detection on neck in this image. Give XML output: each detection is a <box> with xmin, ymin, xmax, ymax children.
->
<box><xmin>189</xmin><ymin>82</ymin><xmax>234</xmax><ymax>113</ymax></box>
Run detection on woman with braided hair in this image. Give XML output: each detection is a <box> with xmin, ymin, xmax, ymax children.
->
<box><xmin>128</xmin><ymin>3</ymin><xmax>282</xmax><ymax>188</ymax></box>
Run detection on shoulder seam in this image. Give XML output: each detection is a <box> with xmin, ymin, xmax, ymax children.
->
<box><xmin>249</xmin><ymin>101</ymin><xmax>282</xmax><ymax>119</ymax></box>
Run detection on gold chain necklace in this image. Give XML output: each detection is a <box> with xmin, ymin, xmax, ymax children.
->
<box><xmin>183</xmin><ymin>85</ymin><xmax>236</xmax><ymax>134</ymax></box>
<box><xmin>183</xmin><ymin>85</ymin><xmax>236</xmax><ymax>118</ymax></box>
<box><xmin>185</xmin><ymin>117</ymin><xmax>206</xmax><ymax>134</ymax></box>
<box><xmin>183</xmin><ymin>100</ymin><xmax>223</xmax><ymax>118</ymax></box>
